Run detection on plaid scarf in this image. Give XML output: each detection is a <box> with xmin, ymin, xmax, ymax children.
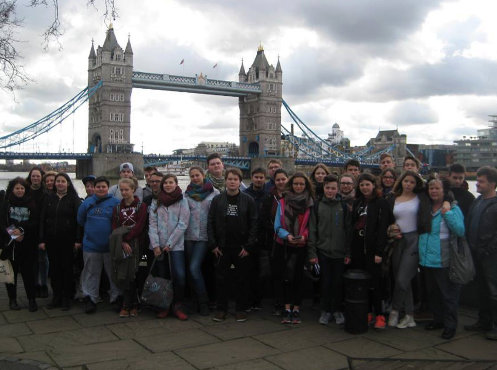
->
<box><xmin>205</xmin><ymin>171</ymin><xmax>225</xmax><ymax>192</ymax></box>
<box><xmin>157</xmin><ymin>186</ymin><xmax>183</xmax><ymax>208</ymax></box>
<box><xmin>185</xmin><ymin>179</ymin><xmax>214</xmax><ymax>202</ymax></box>
<box><xmin>283</xmin><ymin>190</ymin><xmax>313</xmax><ymax>236</ymax></box>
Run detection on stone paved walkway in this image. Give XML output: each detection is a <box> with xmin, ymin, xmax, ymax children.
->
<box><xmin>1</xmin><ymin>290</ymin><xmax>496</xmax><ymax>369</ymax></box>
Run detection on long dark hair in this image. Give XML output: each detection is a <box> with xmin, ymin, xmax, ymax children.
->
<box><xmin>285</xmin><ymin>172</ymin><xmax>315</xmax><ymax>199</ymax></box>
<box><xmin>6</xmin><ymin>177</ymin><xmax>30</xmax><ymax>199</ymax></box>
<box><xmin>355</xmin><ymin>173</ymin><xmax>381</xmax><ymax>199</ymax></box>
<box><xmin>392</xmin><ymin>170</ymin><xmax>424</xmax><ymax>197</ymax></box>
<box><xmin>26</xmin><ymin>166</ymin><xmax>45</xmax><ymax>188</ymax></box>
<box><xmin>310</xmin><ymin>163</ymin><xmax>330</xmax><ymax>183</ymax></box>
<box><xmin>54</xmin><ymin>172</ymin><xmax>79</xmax><ymax>198</ymax></box>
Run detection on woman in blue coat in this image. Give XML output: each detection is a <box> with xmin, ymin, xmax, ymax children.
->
<box><xmin>418</xmin><ymin>176</ymin><xmax>465</xmax><ymax>340</ymax></box>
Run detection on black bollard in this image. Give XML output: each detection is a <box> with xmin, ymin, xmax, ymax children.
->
<box><xmin>343</xmin><ymin>269</ymin><xmax>371</xmax><ymax>334</ymax></box>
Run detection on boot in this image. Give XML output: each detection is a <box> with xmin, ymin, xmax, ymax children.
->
<box><xmin>28</xmin><ymin>298</ymin><xmax>38</xmax><ymax>312</ymax></box>
<box><xmin>61</xmin><ymin>297</ymin><xmax>71</xmax><ymax>311</ymax></box>
<box><xmin>47</xmin><ymin>296</ymin><xmax>62</xmax><ymax>309</ymax></box>
<box><xmin>9</xmin><ymin>299</ymin><xmax>20</xmax><ymax>311</ymax></box>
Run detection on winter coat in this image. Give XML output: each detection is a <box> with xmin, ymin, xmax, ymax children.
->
<box><xmin>148</xmin><ymin>198</ymin><xmax>190</xmax><ymax>252</ymax></box>
<box><xmin>308</xmin><ymin>197</ymin><xmax>350</xmax><ymax>260</ymax></box>
<box><xmin>466</xmin><ymin>195</ymin><xmax>497</xmax><ymax>258</ymax></box>
<box><xmin>185</xmin><ymin>189</ymin><xmax>219</xmax><ymax>242</ymax></box>
<box><xmin>77</xmin><ymin>194</ymin><xmax>120</xmax><ymax>253</ymax></box>
<box><xmin>418</xmin><ymin>204</ymin><xmax>465</xmax><ymax>268</ymax></box>
<box><xmin>274</xmin><ymin>198</ymin><xmax>311</xmax><ymax>246</ymax></box>
<box><xmin>39</xmin><ymin>192</ymin><xmax>82</xmax><ymax>244</ymax></box>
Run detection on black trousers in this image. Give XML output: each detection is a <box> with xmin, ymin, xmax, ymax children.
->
<box><xmin>475</xmin><ymin>252</ymin><xmax>497</xmax><ymax>327</ymax></box>
<box><xmin>317</xmin><ymin>251</ymin><xmax>344</xmax><ymax>313</ymax></box>
<box><xmin>46</xmin><ymin>240</ymin><xmax>75</xmax><ymax>300</ymax></box>
<box><xmin>215</xmin><ymin>247</ymin><xmax>250</xmax><ymax>312</ymax></box>
<box><xmin>272</xmin><ymin>243</ymin><xmax>306</xmax><ymax>307</ymax></box>
<box><xmin>6</xmin><ymin>247</ymin><xmax>37</xmax><ymax>300</ymax></box>
<box><xmin>424</xmin><ymin>267</ymin><xmax>461</xmax><ymax>329</ymax></box>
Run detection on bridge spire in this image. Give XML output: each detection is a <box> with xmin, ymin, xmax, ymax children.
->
<box><xmin>238</xmin><ymin>58</ymin><xmax>246</xmax><ymax>81</ymax></box>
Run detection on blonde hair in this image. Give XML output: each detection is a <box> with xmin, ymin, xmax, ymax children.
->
<box><xmin>119</xmin><ymin>177</ymin><xmax>136</xmax><ymax>191</ymax></box>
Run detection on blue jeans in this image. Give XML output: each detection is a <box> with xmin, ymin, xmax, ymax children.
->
<box><xmin>155</xmin><ymin>250</ymin><xmax>186</xmax><ymax>303</ymax></box>
<box><xmin>185</xmin><ymin>240</ymin><xmax>209</xmax><ymax>304</ymax></box>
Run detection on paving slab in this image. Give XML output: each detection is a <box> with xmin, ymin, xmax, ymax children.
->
<box><xmin>135</xmin><ymin>328</ymin><xmax>220</xmax><ymax>353</ymax></box>
<box><xmin>17</xmin><ymin>326</ymin><xmax>118</xmax><ymax>352</ymax></box>
<box><xmin>3</xmin><ymin>309</ymin><xmax>48</xmax><ymax>324</ymax></box>
<box><xmin>266</xmin><ymin>345</ymin><xmax>348</xmax><ymax>370</ymax></box>
<box><xmin>15</xmin><ymin>351</ymin><xmax>56</xmax><ymax>366</ymax></box>
<box><xmin>72</xmin><ymin>309</ymin><xmax>135</xmax><ymax>327</ymax></box>
<box><xmin>363</xmin><ymin>327</ymin><xmax>447</xmax><ymax>352</ymax></box>
<box><xmin>390</xmin><ymin>347</ymin><xmax>464</xmax><ymax>361</ymax></box>
<box><xmin>0</xmin><ymin>312</ymin><xmax>6</xmax><ymax>325</ymax></box>
<box><xmin>47</xmin><ymin>339</ymin><xmax>149</xmax><ymax>368</ymax></box>
<box><xmin>351</xmin><ymin>358</ymin><xmax>496</xmax><ymax>369</ymax></box>
<box><xmin>26</xmin><ymin>316</ymin><xmax>81</xmax><ymax>334</ymax></box>
<box><xmin>175</xmin><ymin>337</ymin><xmax>279</xmax><ymax>369</ymax></box>
<box><xmin>212</xmin><ymin>358</ymin><xmax>281</xmax><ymax>370</ymax></box>
<box><xmin>0</xmin><ymin>322</ymin><xmax>32</xmax><ymax>337</ymax></box>
<box><xmin>326</xmin><ymin>336</ymin><xmax>402</xmax><ymax>358</ymax></box>
<box><xmin>436</xmin><ymin>334</ymin><xmax>497</xmax><ymax>361</ymax></box>
<box><xmin>107</xmin><ymin>317</ymin><xmax>202</xmax><ymax>339</ymax></box>
<box><xmin>254</xmin><ymin>325</ymin><xmax>354</xmax><ymax>352</ymax></box>
<box><xmin>0</xmin><ymin>337</ymin><xmax>23</xmax><ymax>354</ymax></box>
<box><xmin>203</xmin><ymin>318</ymin><xmax>287</xmax><ymax>341</ymax></box>
<box><xmin>86</xmin><ymin>351</ymin><xmax>196</xmax><ymax>370</ymax></box>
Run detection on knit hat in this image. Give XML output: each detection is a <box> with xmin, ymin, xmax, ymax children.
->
<box><xmin>119</xmin><ymin>162</ymin><xmax>134</xmax><ymax>173</ymax></box>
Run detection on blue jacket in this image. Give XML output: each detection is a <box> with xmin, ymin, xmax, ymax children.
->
<box><xmin>77</xmin><ymin>194</ymin><xmax>120</xmax><ymax>253</ymax></box>
<box><xmin>418</xmin><ymin>204</ymin><xmax>465</xmax><ymax>268</ymax></box>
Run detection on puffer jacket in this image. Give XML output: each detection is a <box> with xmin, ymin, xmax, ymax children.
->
<box><xmin>418</xmin><ymin>204</ymin><xmax>465</xmax><ymax>268</ymax></box>
<box><xmin>185</xmin><ymin>189</ymin><xmax>219</xmax><ymax>241</ymax></box>
<box><xmin>148</xmin><ymin>198</ymin><xmax>190</xmax><ymax>252</ymax></box>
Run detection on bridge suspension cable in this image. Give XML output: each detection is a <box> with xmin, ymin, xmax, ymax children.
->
<box><xmin>0</xmin><ymin>81</ymin><xmax>103</xmax><ymax>150</ymax></box>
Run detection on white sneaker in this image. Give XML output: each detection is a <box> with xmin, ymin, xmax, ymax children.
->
<box><xmin>319</xmin><ymin>311</ymin><xmax>331</xmax><ymax>325</ymax></box>
<box><xmin>388</xmin><ymin>310</ymin><xmax>399</xmax><ymax>327</ymax></box>
<box><xmin>396</xmin><ymin>314</ymin><xmax>416</xmax><ymax>329</ymax></box>
<box><xmin>333</xmin><ymin>311</ymin><xmax>345</xmax><ymax>325</ymax></box>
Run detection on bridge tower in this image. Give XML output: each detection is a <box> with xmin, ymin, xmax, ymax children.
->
<box><xmin>239</xmin><ymin>46</ymin><xmax>282</xmax><ymax>158</ymax></box>
<box><xmin>81</xmin><ymin>24</ymin><xmax>143</xmax><ymax>178</ymax></box>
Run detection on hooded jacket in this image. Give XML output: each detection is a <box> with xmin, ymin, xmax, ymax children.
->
<box><xmin>148</xmin><ymin>198</ymin><xmax>190</xmax><ymax>252</ymax></box>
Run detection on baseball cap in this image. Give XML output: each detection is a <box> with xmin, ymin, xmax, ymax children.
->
<box><xmin>119</xmin><ymin>162</ymin><xmax>134</xmax><ymax>173</ymax></box>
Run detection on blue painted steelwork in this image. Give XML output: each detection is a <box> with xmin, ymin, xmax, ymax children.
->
<box><xmin>144</xmin><ymin>154</ymin><xmax>251</xmax><ymax>170</ymax></box>
<box><xmin>132</xmin><ymin>71</ymin><xmax>261</xmax><ymax>97</ymax></box>
<box><xmin>0</xmin><ymin>152</ymin><xmax>91</xmax><ymax>160</ymax></box>
<box><xmin>0</xmin><ymin>81</ymin><xmax>103</xmax><ymax>150</ymax></box>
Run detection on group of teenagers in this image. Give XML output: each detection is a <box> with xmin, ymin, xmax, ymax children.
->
<box><xmin>1</xmin><ymin>153</ymin><xmax>497</xmax><ymax>341</ymax></box>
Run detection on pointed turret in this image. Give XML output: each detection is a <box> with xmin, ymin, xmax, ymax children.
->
<box><xmin>88</xmin><ymin>39</ymin><xmax>96</xmax><ymax>59</ymax></box>
<box><xmin>125</xmin><ymin>34</ymin><xmax>133</xmax><ymax>55</ymax></box>
<box><xmin>102</xmin><ymin>23</ymin><xmax>121</xmax><ymax>51</ymax></box>
<box><xmin>276</xmin><ymin>56</ymin><xmax>282</xmax><ymax>73</ymax></box>
<box><xmin>239</xmin><ymin>59</ymin><xmax>246</xmax><ymax>75</ymax></box>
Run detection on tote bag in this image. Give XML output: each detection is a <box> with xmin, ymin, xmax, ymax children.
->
<box><xmin>140</xmin><ymin>256</ymin><xmax>174</xmax><ymax>309</ymax></box>
<box><xmin>0</xmin><ymin>254</ymin><xmax>14</xmax><ymax>284</ymax></box>
<box><xmin>449</xmin><ymin>236</ymin><xmax>475</xmax><ymax>285</ymax></box>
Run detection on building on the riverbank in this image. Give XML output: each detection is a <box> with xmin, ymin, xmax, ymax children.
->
<box><xmin>454</xmin><ymin>115</ymin><xmax>497</xmax><ymax>171</ymax></box>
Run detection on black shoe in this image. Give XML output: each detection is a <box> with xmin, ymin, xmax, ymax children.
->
<box><xmin>464</xmin><ymin>321</ymin><xmax>491</xmax><ymax>332</ymax></box>
<box><xmin>199</xmin><ymin>303</ymin><xmax>210</xmax><ymax>316</ymax></box>
<box><xmin>40</xmin><ymin>285</ymin><xmax>49</xmax><ymax>298</ymax></box>
<box><xmin>47</xmin><ymin>296</ymin><xmax>62</xmax><ymax>309</ymax></box>
<box><xmin>425</xmin><ymin>321</ymin><xmax>444</xmax><ymax>330</ymax></box>
<box><xmin>486</xmin><ymin>328</ymin><xmax>497</xmax><ymax>340</ymax></box>
<box><xmin>85</xmin><ymin>299</ymin><xmax>96</xmax><ymax>314</ymax></box>
<box><xmin>9</xmin><ymin>299</ymin><xmax>20</xmax><ymax>311</ymax></box>
<box><xmin>28</xmin><ymin>299</ymin><xmax>38</xmax><ymax>312</ymax></box>
<box><xmin>61</xmin><ymin>298</ymin><xmax>70</xmax><ymax>311</ymax></box>
<box><xmin>441</xmin><ymin>327</ymin><xmax>456</xmax><ymax>340</ymax></box>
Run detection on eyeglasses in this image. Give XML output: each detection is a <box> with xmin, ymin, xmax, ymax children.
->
<box><xmin>341</xmin><ymin>182</ymin><xmax>354</xmax><ymax>186</ymax></box>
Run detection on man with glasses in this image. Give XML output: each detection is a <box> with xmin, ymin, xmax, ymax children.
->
<box><xmin>339</xmin><ymin>174</ymin><xmax>355</xmax><ymax>211</ymax></box>
<box><xmin>264</xmin><ymin>159</ymin><xmax>283</xmax><ymax>193</ymax></box>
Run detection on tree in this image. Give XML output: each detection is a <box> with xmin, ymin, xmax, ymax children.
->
<box><xmin>0</xmin><ymin>0</ymin><xmax>117</xmax><ymax>92</ymax></box>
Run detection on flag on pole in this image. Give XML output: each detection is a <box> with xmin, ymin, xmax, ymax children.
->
<box><xmin>212</xmin><ymin>63</ymin><xmax>218</xmax><ymax>69</ymax></box>
<box><xmin>180</xmin><ymin>59</ymin><xmax>184</xmax><ymax>65</ymax></box>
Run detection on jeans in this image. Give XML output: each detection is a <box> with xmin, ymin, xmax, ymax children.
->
<box><xmin>215</xmin><ymin>247</ymin><xmax>250</xmax><ymax>312</ymax></box>
<box><xmin>185</xmin><ymin>240</ymin><xmax>209</xmax><ymax>304</ymax></box>
<box><xmin>155</xmin><ymin>250</ymin><xmax>186</xmax><ymax>304</ymax></box>
<box><xmin>6</xmin><ymin>247</ymin><xmax>37</xmax><ymax>300</ymax></box>
<box><xmin>317</xmin><ymin>251</ymin><xmax>344</xmax><ymax>313</ymax></box>
<box><xmin>392</xmin><ymin>231</ymin><xmax>419</xmax><ymax>313</ymax></box>
<box><xmin>82</xmin><ymin>252</ymin><xmax>121</xmax><ymax>304</ymax></box>
<box><xmin>424</xmin><ymin>267</ymin><xmax>461</xmax><ymax>329</ymax></box>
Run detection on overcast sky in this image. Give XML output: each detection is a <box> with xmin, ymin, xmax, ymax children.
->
<box><xmin>1</xmin><ymin>0</ymin><xmax>497</xmax><ymax>154</ymax></box>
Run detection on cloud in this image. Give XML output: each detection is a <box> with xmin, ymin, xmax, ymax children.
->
<box><xmin>387</xmin><ymin>101</ymin><xmax>438</xmax><ymax>125</ymax></box>
<box><xmin>438</xmin><ymin>16</ymin><xmax>485</xmax><ymax>55</ymax></box>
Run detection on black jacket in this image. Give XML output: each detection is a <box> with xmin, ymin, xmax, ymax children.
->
<box><xmin>451</xmin><ymin>187</ymin><xmax>475</xmax><ymax>219</ymax></box>
<box><xmin>207</xmin><ymin>191</ymin><xmax>257</xmax><ymax>252</ymax></box>
<box><xmin>39</xmin><ymin>192</ymin><xmax>82</xmax><ymax>243</ymax></box>
<box><xmin>350</xmin><ymin>196</ymin><xmax>391</xmax><ymax>258</ymax></box>
<box><xmin>466</xmin><ymin>195</ymin><xmax>497</xmax><ymax>257</ymax></box>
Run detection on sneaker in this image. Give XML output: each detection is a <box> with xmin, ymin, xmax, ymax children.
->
<box><xmin>281</xmin><ymin>310</ymin><xmax>292</xmax><ymax>324</ymax></box>
<box><xmin>368</xmin><ymin>312</ymin><xmax>374</xmax><ymax>325</ymax></box>
<box><xmin>119</xmin><ymin>308</ymin><xmax>130</xmax><ymax>318</ymax></box>
<box><xmin>388</xmin><ymin>310</ymin><xmax>399</xmax><ymax>327</ymax></box>
<box><xmin>213</xmin><ymin>311</ymin><xmax>227</xmax><ymax>322</ymax></box>
<box><xmin>156</xmin><ymin>309</ymin><xmax>169</xmax><ymax>319</ymax></box>
<box><xmin>235</xmin><ymin>311</ymin><xmax>248</xmax><ymax>322</ymax></box>
<box><xmin>292</xmin><ymin>310</ymin><xmax>301</xmax><ymax>324</ymax></box>
<box><xmin>129</xmin><ymin>308</ymin><xmax>138</xmax><ymax>317</ymax></box>
<box><xmin>319</xmin><ymin>311</ymin><xmax>331</xmax><ymax>325</ymax></box>
<box><xmin>85</xmin><ymin>299</ymin><xmax>97</xmax><ymax>314</ymax></box>
<box><xmin>174</xmin><ymin>305</ymin><xmax>188</xmax><ymax>321</ymax></box>
<box><xmin>397</xmin><ymin>314</ymin><xmax>416</xmax><ymax>329</ymax></box>
<box><xmin>333</xmin><ymin>311</ymin><xmax>345</xmax><ymax>325</ymax></box>
<box><xmin>374</xmin><ymin>314</ymin><xmax>386</xmax><ymax>329</ymax></box>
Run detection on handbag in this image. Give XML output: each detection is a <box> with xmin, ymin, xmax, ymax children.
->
<box><xmin>140</xmin><ymin>256</ymin><xmax>174</xmax><ymax>310</ymax></box>
<box><xmin>448</xmin><ymin>236</ymin><xmax>475</xmax><ymax>285</ymax></box>
<box><xmin>0</xmin><ymin>251</ymin><xmax>14</xmax><ymax>284</ymax></box>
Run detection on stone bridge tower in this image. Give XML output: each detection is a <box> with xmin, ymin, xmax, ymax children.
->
<box><xmin>239</xmin><ymin>46</ymin><xmax>282</xmax><ymax>157</ymax></box>
<box><xmin>79</xmin><ymin>25</ymin><xmax>142</xmax><ymax>179</ymax></box>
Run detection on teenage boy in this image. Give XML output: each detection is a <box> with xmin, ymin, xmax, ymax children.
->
<box><xmin>339</xmin><ymin>174</ymin><xmax>355</xmax><ymax>212</ymax></box>
<box><xmin>264</xmin><ymin>159</ymin><xmax>283</xmax><ymax>193</ymax></box>
<box><xmin>142</xmin><ymin>166</ymin><xmax>158</xmax><ymax>199</ymax></box>
<box><xmin>448</xmin><ymin>163</ymin><xmax>475</xmax><ymax>218</ymax></box>
<box><xmin>82</xmin><ymin>175</ymin><xmax>96</xmax><ymax>199</ymax></box>
<box><xmin>205</xmin><ymin>153</ymin><xmax>226</xmax><ymax>192</ymax></box>
<box><xmin>243</xmin><ymin>168</ymin><xmax>269</xmax><ymax>310</ymax></box>
<box><xmin>77</xmin><ymin>177</ymin><xmax>121</xmax><ymax>314</ymax></box>
<box><xmin>308</xmin><ymin>175</ymin><xmax>349</xmax><ymax>325</ymax></box>
<box><xmin>208</xmin><ymin>168</ymin><xmax>257</xmax><ymax>322</ymax></box>
<box><xmin>344</xmin><ymin>159</ymin><xmax>361</xmax><ymax>179</ymax></box>
<box><xmin>380</xmin><ymin>153</ymin><xmax>395</xmax><ymax>171</ymax></box>
<box><xmin>403</xmin><ymin>156</ymin><xmax>420</xmax><ymax>173</ymax></box>
<box><xmin>464</xmin><ymin>166</ymin><xmax>497</xmax><ymax>340</ymax></box>
<box><xmin>108</xmin><ymin>162</ymin><xmax>143</xmax><ymax>201</ymax></box>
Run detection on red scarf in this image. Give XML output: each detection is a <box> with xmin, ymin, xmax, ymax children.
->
<box><xmin>157</xmin><ymin>186</ymin><xmax>183</xmax><ymax>207</ymax></box>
